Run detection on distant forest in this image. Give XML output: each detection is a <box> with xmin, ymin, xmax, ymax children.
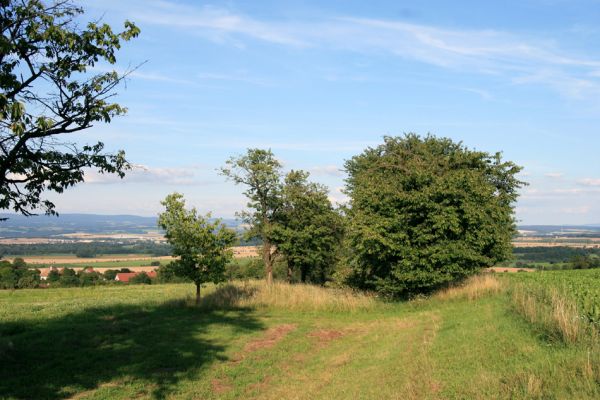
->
<box><xmin>513</xmin><ymin>246</ymin><xmax>600</xmax><ymax>263</ymax></box>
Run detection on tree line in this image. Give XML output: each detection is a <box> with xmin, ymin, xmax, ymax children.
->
<box><xmin>0</xmin><ymin>2</ymin><xmax>525</xmax><ymax>301</ymax></box>
<box><xmin>159</xmin><ymin>135</ymin><xmax>524</xmax><ymax>302</ymax></box>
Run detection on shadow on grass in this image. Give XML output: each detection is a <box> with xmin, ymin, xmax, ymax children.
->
<box><xmin>0</xmin><ymin>296</ymin><xmax>264</xmax><ymax>399</ymax></box>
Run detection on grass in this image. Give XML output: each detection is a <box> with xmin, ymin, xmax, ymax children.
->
<box><xmin>1</xmin><ymin>277</ymin><xmax>599</xmax><ymax>399</ymax></box>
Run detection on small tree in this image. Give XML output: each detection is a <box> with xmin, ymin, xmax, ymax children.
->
<box><xmin>47</xmin><ymin>269</ymin><xmax>60</xmax><ymax>283</ymax></box>
<box><xmin>272</xmin><ymin>170</ymin><xmax>343</xmax><ymax>283</ymax></box>
<box><xmin>59</xmin><ymin>268</ymin><xmax>78</xmax><ymax>287</ymax></box>
<box><xmin>158</xmin><ymin>193</ymin><xmax>236</xmax><ymax>304</ymax></box>
<box><xmin>11</xmin><ymin>257</ymin><xmax>26</xmax><ymax>269</ymax></box>
<box><xmin>345</xmin><ymin>134</ymin><xmax>525</xmax><ymax>297</ymax></box>
<box><xmin>129</xmin><ymin>272</ymin><xmax>151</xmax><ymax>285</ymax></box>
<box><xmin>220</xmin><ymin>149</ymin><xmax>283</xmax><ymax>285</ymax></box>
<box><xmin>0</xmin><ymin>0</ymin><xmax>139</xmax><ymax>216</ymax></box>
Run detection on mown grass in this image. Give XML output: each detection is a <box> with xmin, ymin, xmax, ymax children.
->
<box><xmin>1</xmin><ymin>278</ymin><xmax>599</xmax><ymax>399</ymax></box>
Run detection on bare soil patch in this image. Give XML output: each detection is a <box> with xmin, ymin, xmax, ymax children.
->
<box><xmin>244</xmin><ymin>324</ymin><xmax>297</xmax><ymax>352</ymax></box>
<box><xmin>211</xmin><ymin>378</ymin><xmax>232</xmax><ymax>394</ymax></box>
<box><xmin>308</xmin><ymin>329</ymin><xmax>344</xmax><ymax>344</ymax></box>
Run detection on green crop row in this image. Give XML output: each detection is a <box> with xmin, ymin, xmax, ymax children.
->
<box><xmin>507</xmin><ymin>269</ymin><xmax>600</xmax><ymax>327</ymax></box>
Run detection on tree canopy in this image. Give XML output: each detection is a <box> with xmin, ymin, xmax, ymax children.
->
<box><xmin>220</xmin><ymin>148</ymin><xmax>283</xmax><ymax>284</ymax></box>
<box><xmin>0</xmin><ymin>0</ymin><xmax>139</xmax><ymax>215</ymax></box>
<box><xmin>158</xmin><ymin>193</ymin><xmax>236</xmax><ymax>304</ymax></box>
<box><xmin>344</xmin><ymin>134</ymin><xmax>525</xmax><ymax>297</ymax></box>
<box><xmin>271</xmin><ymin>170</ymin><xmax>343</xmax><ymax>283</ymax></box>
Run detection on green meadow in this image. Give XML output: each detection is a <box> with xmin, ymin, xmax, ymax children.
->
<box><xmin>0</xmin><ymin>276</ymin><xmax>598</xmax><ymax>400</ymax></box>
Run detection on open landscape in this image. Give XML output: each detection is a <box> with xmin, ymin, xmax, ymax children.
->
<box><xmin>2</xmin><ymin>0</ymin><xmax>600</xmax><ymax>399</ymax></box>
<box><xmin>1</xmin><ymin>273</ymin><xmax>598</xmax><ymax>399</ymax></box>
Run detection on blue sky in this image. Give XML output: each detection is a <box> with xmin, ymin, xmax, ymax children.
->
<box><xmin>48</xmin><ymin>0</ymin><xmax>600</xmax><ymax>224</ymax></box>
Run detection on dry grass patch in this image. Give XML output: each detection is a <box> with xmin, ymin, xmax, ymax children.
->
<box><xmin>199</xmin><ymin>280</ymin><xmax>376</xmax><ymax>312</ymax></box>
<box><xmin>435</xmin><ymin>274</ymin><xmax>503</xmax><ymax>301</ymax></box>
<box><xmin>510</xmin><ymin>283</ymin><xmax>589</xmax><ymax>344</ymax></box>
<box><xmin>244</xmin><ymin>324</ymin><xmax>297</xmax><ymax>352</ymax></box>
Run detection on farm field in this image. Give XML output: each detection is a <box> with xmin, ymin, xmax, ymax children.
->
<box><xmin>1</xmin><ymin>276</ymin><xmax>599</xmax><ymax>399</ymax></box>
<box><xmin>5</xmin><ymin>247</ymin><xmax>260</xmax><ymax>267</ymax></box>
<box><xmin>507</xmin><ymin>269</ymin><xmax>600</xmax><ymax>328</ymax></box>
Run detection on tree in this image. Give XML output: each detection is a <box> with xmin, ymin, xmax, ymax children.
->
<box><xmin>47</xmin><ymin>268</ymin><xmax>60</xmax><ymax>282</ymax></box>
<box><xmin>11</xmin><ymin>256</ymin><xmax>26</xmax><ymax>269</ymax></box>
<box><xmin>58</xmin><ymin>267</ymin><xmax>78</xmax><ymax>286</ymax></box>
<box><xmin>0</xmin><ymin>0</ymin><xmax>139</xmax><ymax>216</ymax></box>
<box><xmin>344</xmin><ymin>134</ymin><xmax>525</xmax><ymax>297</ymax></box>
<box><xmin>158</xmin><ymin>193</ymin><xmax>236</xmax><ymax>304</ymax></box>
<box><xmin>129</xmin><ymin>272</ymin><xmax>151</xmax><ymax>285</ymax></box>
<box><xmin>271</xmin><ymin>170</ymin><xmax>343</xmax><ymax>284</ymax></box>
<box><xmin>220</xmin><ymin>149</ymin><xmax>282</xmax><ymax>285</ymax></box>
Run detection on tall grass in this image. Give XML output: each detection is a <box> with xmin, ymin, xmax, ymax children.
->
<box><xmin>435</xmin><ymin>274</ymin><xmax>503</xmax><ymax>301</ymax></box>
<box><xmin>197</xmin><ymin>280</ymin><xmax>376</xmax><ymax>312</ymax></box>
<box><xmin>509</xmin><ymin>282</ymin><xmax>596</xmax><ymax>344</ymax></box>
<box><xmin>509</xmin><ymin>280</ymin><xmax>600</xmax><ymax>384</ymax></box>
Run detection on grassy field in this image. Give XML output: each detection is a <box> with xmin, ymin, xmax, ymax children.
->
<box><xmin>0</xmin><ymin>277</ymin><xmax>599</xmax><ymax>399</ymax></box>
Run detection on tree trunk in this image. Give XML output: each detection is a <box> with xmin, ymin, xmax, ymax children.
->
<box><xmin>287</xmin><ymin>260</ymin><xmax>293</xmax><ymax>284</ymax></box>
<box><xmin>300</xmin><ymin>266</ymin><xmax>307</xmax><ymax>283</ymax></box>
<box><xmin>263</xmin><ymin>240</ymin><xmax>273</xmax><ymax>285</ymax></box>
<box><xmin>195</xmin><ymin>282</ymin><xmax>201</xmax><ymax>305</ymax></box>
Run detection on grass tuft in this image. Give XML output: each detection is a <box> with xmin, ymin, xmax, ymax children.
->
<box><xmin>197</xmin><ymin>280</ymin><xmax>376</xmax><ymax>312</ymax></box>
<box><xmin>435</xmin><ymin>274</ymin><xmax>503</xmax><ymax>301</ymax></box>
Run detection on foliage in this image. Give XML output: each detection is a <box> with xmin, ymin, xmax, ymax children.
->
<box><xmin>11</xmin><ymin>256</ymin><xmax>26</xmax><ymax>268</ymax></box>
<box><xmin>129</xmin><ymin>272</ymin><xmax>151</xmax><ymax>285</ymax></box>
<box><xmin>0</xmin><ymin>259</ymin><xmax>39</xmax><ymax>288</ymax></box>
<box><xmin>508</xmin><ymin>269</ymin><xmax>600</xmax><ymax>329</ymax></box>
<box><xmin>58</xmin><ymin>267</ymin><xmax>78</xmax><ymax>287</ymax></box>
<box><xmin>220</xmin><ymin>149</ymin><xmax>283</xmax><ymax>284</ymax></box>
<box><xmin>225</xmin><ymin>257</ymin><xmax>264</xmax><ymax>280</ymax></box>
<box><xmin>271</xmin><ymin>170</ymin><xmax>343</xmax><ymax>283</ymax></box>
<box><xmin>1</xmin><ymin>282</ymin><xmax>599</xmax><ymax>399</ymax></box>
<box><xmin>0</xmin><ymin>241</ymin><xmax>172</xmax><ymax>257</ymax></box>
<box><xmin>75</xmin><ymin>245</ymin><xmax>96</xmax><ymax>258</ymax></box>
<box><xmin>0</xmin><ymin>0</ymin><xmax>139</xmax><ymax>215</ymax></box>
<box><xmin>344</xmin><ymin>134</ymin><xmax>525</xmax><ymax>297</ymax></box>
<box><xmin>158</xmin><ymin>193</ymin><xmax>236</xmax><ymax>302</ymax></box>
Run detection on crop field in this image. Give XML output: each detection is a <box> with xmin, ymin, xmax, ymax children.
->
<box><xmin>507</xmin><ymin>269</ymin><xmax>600</xmax><ymax>329</ymax></box>
<box><xmin>1</xmin><ymin>277</ymin><xmax>599</xmax><ymax>399</ymax></box>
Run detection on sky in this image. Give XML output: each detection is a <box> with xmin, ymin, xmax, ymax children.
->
<box><xmin>43</xmin><ymin>0</ymin><xmax>600</xmax><ymax>225</ymax></box>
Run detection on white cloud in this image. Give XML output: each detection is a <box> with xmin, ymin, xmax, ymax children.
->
<box><xmin>544</xmin><ymin>172</ymin><xmax>564</xmax><ymax>179</ymax></box>
<box><xmin>561</xmin><ymin>206</ymin><xmax>592</xmax><ymax>214</ymax></box>
<box><xmin>84</xmin><ymin>165</ymin><xmax>213</xmax><ymax>185</ymax></box>
<box><xmin>309</xmin><ymin>165</ymin><xmax>344</xmax><ymax>177</ymax></box>
<box><xmin>86</xmin><ymin>1</ymin><xmax>600</xmax><ymax>100</ymax></box>
<box><xmin>578</xmin><ymin>178</ymin><xmax>600</xmax><ymax>186</ymax></box>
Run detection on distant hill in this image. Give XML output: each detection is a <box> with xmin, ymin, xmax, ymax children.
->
<box><xmin>2</xmin><ymin>212</ymin><xmax>599</xmax><ymax>239</ymax></box>
<box><xmin>518</xmin><ymin>225</ymin><xmax>600</xmax><ymax>237</ymax></box>
<box><xmin>0</xmin><ymin>213</ymin><xmax>241</xmax><ymax>238</ymax></box>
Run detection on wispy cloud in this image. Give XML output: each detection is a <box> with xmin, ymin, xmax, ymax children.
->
<box><xmin>578</xmin><ymin>178</ymin><xmax>600</xmax><ymax>186</ymax></box>
<box><xmin>309</xmin><ymin>165</ymin><xmax>344</xmax><ymax>177</ymax></box>
<box><xmin>84</xmin><ymin>165</ymin><xmax>214</xmax><ymax>186</ymax></box>
<box><xmin>107</xmin><ymin>1</ymin><xmax>600</xmax><ymax>100</ymax></box>
<box><xmin>544</xmin><ymin>172</ymin><xmax>564</xmax><ymax>179</ymax></box>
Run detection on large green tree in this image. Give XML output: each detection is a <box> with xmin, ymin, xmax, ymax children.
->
<box><xmin>220</xmin><ymin>149</ymin><xmax>282</xmax><ymax>285</ymax></box>
<box><xmin>158</xmin><ymin>193</ymin><xmax>236</xmax><ymax>304</ymax></box>
<box><xmin>0</xmin><ymin>0</ymin><xmax>139</xmax><ymax>215</ymax></box>
<box><xmin>272</xmin><ymin>170</ymin><xmax>343</xmax><ymax>284</ymax></box>
<box><xmin>344</xmin><ymin>134</ymin><xmax>525</xmax><ymax>297</ymax></box>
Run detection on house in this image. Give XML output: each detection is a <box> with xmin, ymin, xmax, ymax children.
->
<box><xmin>115</xmin><ymin>272</ymin><xmax>137</xmax><ymax>282</ymax></box>
<box><xmin>40</xmin><ymin>266</ymin><xmax>62</xmax><ymax>281</ymax></box>
<box><xmin>115</xmin><ymin>270</ymin><xmax>157</xmax><ymax>283</ymax></box>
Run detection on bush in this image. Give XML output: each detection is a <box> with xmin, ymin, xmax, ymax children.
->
<box><xmin>344</xmin><ymin>134</ymin><xmax>524</xmax><ymax>297</ymax></box>
<box><xmin>225</xmin><ymin>258</ymin><xmax>265</xmax><ymax>280</ymax></box>
<box><xmin>59</xmin><ymin>269</ymin><xmax>79</xmax><ymax>287</ymax></box>
<box><xmin>129</xmin><ymin>272</ymin><xmax>152</xmax><ymax>285</ymax></box>
<box><xmin>102</xmin><ymin>269</ymin><xmax>118</xmax><ymax>281</ymax></box>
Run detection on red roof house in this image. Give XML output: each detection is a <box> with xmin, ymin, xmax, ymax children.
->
<box><xmin>115</xmin><ymin>270</ymin><xmax>157</xmax><ymax>283</ymax></box>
